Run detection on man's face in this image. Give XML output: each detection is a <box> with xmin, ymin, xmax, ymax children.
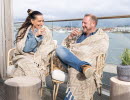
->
<box><xmin>82</xmin><ymin>16</ymin><xmax>95</xmax><ymax>33</ymax></box>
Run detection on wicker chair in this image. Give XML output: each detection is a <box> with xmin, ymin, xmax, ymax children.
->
<box><xmin>50</xmin><ymin>51</ymin><xmax>67</xmax><ymax>100</ymax></box>
<box><xmin>51</xmin><ymin>53</ymin><xmax>106</xmax><ymax>100</ymax></box>
<box><xmin>7</xmin><ymin>48</ymin><xmax>16</xmax><ymax>77</ymax></box>
<box><xmin>7</xmin><ymin>48</ymin><xmax>15</xmax><ymax>66</ymax></box>
<box><xmin>95</xmin><ymin>54</ymin><xmax>106</xmax><ymax>96</ymax></box>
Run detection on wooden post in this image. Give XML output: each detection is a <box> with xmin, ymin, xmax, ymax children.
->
<box><xmin>110</xmin><ymin>76</ymin><xmax>130</xmax><ymax>100</ymax></box>
<box><xmin>0</xmin><ymin>0</ymin><xmax>13</xmax><ymax>78</ymax></box>
<box><xmin>4</xmin><ymin>76</ymin><xmax>42</xmax><ymax>100</ymax></box>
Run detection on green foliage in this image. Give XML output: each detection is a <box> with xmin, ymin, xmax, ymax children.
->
<box><xmin>121</xmin><ymin>48</ymin><xmax>130</xmax><ymax>65</ymax></box>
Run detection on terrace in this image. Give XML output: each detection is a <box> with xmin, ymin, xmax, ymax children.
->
<box><xmin>1</xmin><ymin>0</ymin><xmax>130</xmax><ymax>100</ymax></box>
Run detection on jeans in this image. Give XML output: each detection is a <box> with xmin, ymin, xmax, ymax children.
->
<box><xmin>56</xmin><ymin>46</ymin><xmax>90</xmax><ymax>72</ymax></box>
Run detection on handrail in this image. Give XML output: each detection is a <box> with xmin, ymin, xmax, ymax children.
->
<box><xmin>45</xmin><ymin>15</ymin><xmax>130</xmax><ymax>22</ymax></box>
<box><xmin>14</xmin><ymin>15</ymin><xmax>130</xmax><ymax>24</ymax></box>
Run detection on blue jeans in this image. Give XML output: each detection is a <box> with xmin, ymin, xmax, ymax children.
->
<box><xmin>56</xmin><ymin>46</ymin><xmax>90</xmax><ymax>72</ymax></box>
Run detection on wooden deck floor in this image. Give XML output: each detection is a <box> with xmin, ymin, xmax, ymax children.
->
<box><xmin>0</xmin><ymin>75</ymin><xmax>109</xmax><ymax>100</ymax></box>
<box><xmin>0</xmin><ymin>82</ymin><xmax>5</xmax><ymax>100</ymax></box>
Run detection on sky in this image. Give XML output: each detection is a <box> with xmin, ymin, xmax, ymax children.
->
<box><xmin>13</xmin><ymin>0</ymin><xmax>130</xmax><ymax>21</ymax></box>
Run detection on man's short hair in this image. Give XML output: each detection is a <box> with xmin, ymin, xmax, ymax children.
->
<box><xmin>84</xmin><ymin>14</ymin><xmax>98</xmax><ymax>26</ymax></box>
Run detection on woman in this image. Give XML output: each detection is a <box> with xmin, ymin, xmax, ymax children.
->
<box><xmin>12</xmin><ymin>9</ymin><xmax>56</xmax><ymax>83</ymax></box>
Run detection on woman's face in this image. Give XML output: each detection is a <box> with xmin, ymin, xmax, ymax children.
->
<box><xmin>31</xmin><ymin>15</ymin><xmax>44</xmax><ymax>29</ymax></box>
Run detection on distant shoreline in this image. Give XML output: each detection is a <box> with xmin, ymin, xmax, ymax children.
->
<box><xmin>109</xmin><ymin>31</ymin><xmax>130</xmax><ymax>33</ymax></box>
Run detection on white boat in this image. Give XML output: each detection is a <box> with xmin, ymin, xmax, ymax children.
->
<box><xmin>58</xmin><ymin>29</ymin><xmax>66</xmax><ymax>33</ymax></box>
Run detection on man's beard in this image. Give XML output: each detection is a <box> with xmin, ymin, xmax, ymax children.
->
<box><xmin>83</xmin><ymin>27</ymin><xmax>92</xmax><ymax>33</ymax></box>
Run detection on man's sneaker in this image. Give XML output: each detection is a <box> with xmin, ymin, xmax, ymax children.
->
<box><xmin>81</xmin><ymin>65</ymin><xmax>96</xmax><ymax>78</ymax></box>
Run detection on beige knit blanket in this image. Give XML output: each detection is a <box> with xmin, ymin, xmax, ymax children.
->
<box><xmin>61</xmin><ymin>28</ymin><xmax>109</xmax><ymax>100</ymax></box>
<box><xmin>12</xmin><ymin>25</ymin><xmax>56</xmax><ymax>83</ymax></box>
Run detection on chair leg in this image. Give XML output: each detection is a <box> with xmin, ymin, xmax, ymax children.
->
<box><xmin>53</xmin><ymin>82</ymin><xmax>60</xmax><ymax>100</ymax></box>
<box><xmin>55</xmin><ymin>83</ymin><xmax>60</xmax><ymax>100</ymax></box>
<box><xmin>53</xmin><ymin>83</ymin><xmax>56</xmax><ymax>100</ymax></box>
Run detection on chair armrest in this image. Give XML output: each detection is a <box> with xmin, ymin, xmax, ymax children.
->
<box><xmin>7</xmin><ymin>48</ymin><xmax>15</xmax><ymax>66</ymax></box>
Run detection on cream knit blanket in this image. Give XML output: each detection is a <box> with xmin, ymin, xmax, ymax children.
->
<box><xmin>12</xmin><ymin>25</ymin><xmax>56</xmax><ymax>83</ymax></box>
<box><xmin>62</xmin><ymin>28</ymin><xmax>109</xmax><ymax>100</ymax></box>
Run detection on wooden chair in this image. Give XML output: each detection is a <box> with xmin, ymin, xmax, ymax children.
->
<box><xmin>95</xmin><ymin>54</ymin><xmax>106</xmax><ymax>95</ymax></box>
<box><xmin>51</xmin><ymin>53</ymin><xmax>106</xmax><ymax>100</ymax></box>
<box><xmin>90</xmin><ymin>54</ymin><xmax>106</xmax><ymax>100</ymax></box>
<box><xmin>7</xmin><ymin>48</ymin><xmax>16</xmax><ymax>77</ymax></box>
<box><xmin>50</xmin><ymin>51</ymin><xmax>68</xmax><ymax>100</ymax></box>
<box><xmin>7</xmin><ymin>48</ymin><xmax>15</xmax><ymax>66</ymax></box>
<box><xmin>5</xmin><ymin>48</ymin><xmax>43</xmax><ymax>100</ymax></box>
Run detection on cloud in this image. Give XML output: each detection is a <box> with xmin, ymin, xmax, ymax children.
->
<box><xmin>13</xmin><ymin>0</ymin><xmax>130</xmax><ymax>20</ymax></box>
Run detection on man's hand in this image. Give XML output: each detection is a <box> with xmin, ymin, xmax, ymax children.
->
<box><xmin>68</xmin><ymin>29</ymin><xmax>81</xmax><ymax>39</ymax></box>
<box><xmin>35</xmin><ymin>28</ymin><xmax>46</xmax><ymax>37</ymax></box>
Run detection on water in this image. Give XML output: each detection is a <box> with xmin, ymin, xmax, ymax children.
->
<box><xmin>107</xmin><ymin>33</ymin><xmax>130</xmax><ymax>64</ymax></box>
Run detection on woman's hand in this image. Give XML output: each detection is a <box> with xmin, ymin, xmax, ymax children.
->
<box><xmin>35</xmin><ymin>28</ymin><xmax>46</xmax><ymax>37</ymax></box>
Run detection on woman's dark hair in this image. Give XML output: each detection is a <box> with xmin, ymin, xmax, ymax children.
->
<box><xmin>15</xmin><ymin>9</ymin><xmax>42</xmax><ymax>43</ymax></box>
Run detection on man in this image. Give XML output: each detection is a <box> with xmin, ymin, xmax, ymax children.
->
<box><xmin>56</xmin><ymin>14</ymin><xmax>109</xmax><ymax>100</ymax></box>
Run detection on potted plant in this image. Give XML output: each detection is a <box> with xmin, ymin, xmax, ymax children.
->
<box><xmin>117</xmin><ymin>48</ymin><xmax>130</xmax><ymax>82</ymax></box>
